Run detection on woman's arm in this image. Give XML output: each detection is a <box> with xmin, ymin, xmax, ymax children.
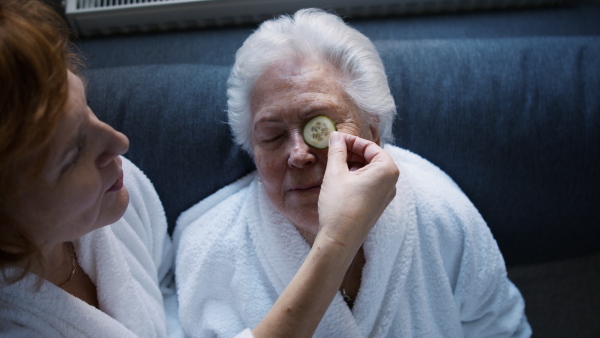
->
<box><xmin>252</xmin><ymin>132</ymin><xmax>399</xmax><ymax>337</ymax></box>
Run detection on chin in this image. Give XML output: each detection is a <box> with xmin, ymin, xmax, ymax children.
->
<box><xmin>102</xmin><ymin>187</ymin><xmax>130</xmax><ymax>226</ymax></box>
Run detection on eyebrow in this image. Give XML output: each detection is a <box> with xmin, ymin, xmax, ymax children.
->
<box><xmin>299</xmin><ymin>109</ymin><xmax>323</xmax><ymax>120</ymax></box>
<box><xmin>253</xmin><ymin>100</ymin><xmax>338</xmax><ymax>128</ymax></box>
<box><xmin>254</xmin><ymin>116</ymin><xmax>283</xmax><ymax>130</ymax></box>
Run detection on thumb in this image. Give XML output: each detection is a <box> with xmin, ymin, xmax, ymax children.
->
<box><xmin>325</xmin><ymin>131</ymin><xmax>348</xmax><ymax>176</ymax></box>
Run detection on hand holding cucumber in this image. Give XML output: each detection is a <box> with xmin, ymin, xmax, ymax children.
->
<box><xmin>317</xmin><ymin>131</ymin><xmax>399</xmax><ymax>252</ymax></box>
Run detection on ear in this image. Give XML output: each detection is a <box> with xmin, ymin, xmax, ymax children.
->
<box><xmin>369</xmin><ymin>119</ymin><xmax>381</xmax><ymax>146</ymax></box>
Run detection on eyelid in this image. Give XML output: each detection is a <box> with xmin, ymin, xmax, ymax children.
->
<box><xmin>258</xmin><ymin>128</ymin><xmax>288</xmax><ymax>143</ymax></box>
<box><xmin>60</xmin><ymin>137</ymin><xmax>84</xmax><ymax>174</ymax></box>
<box><xmin>262</xmin><ymin>133</ymin><xmax>285</xmax><ymax>142</ymax></box>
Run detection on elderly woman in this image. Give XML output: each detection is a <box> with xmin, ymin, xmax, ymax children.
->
<box><xmin>0</xmin><ymin>1</ymin><xmax>398</xmax><ymax>336</ymax></box>
<box><xmin>175</xmin><ymin>8</ymin><xmax>532</xmax><ymax>337</ymax></box>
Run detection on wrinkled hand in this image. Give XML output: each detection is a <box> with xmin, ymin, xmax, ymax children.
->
<box><xmin>317</xmin><ymin>131</ymin><xmax>399</xmax><ymax>252</ymax></box>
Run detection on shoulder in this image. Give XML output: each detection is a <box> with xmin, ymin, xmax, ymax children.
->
<box><xmin>386</xmin><ymin>145</ymin><xmax>482</xmax><ymax>233</ymax></box>
<box><xmin>386</xmin><ymin>145</ymin><xmax>473</xmax><ymax>211</ymax></box>
<box><xmin>384</xmin><ymin>147</ymin><xmax>527</xmax><ymax>335</ymax></box>
<box><xmin>386</xmin><ymin>145</ymin><xmax>502</xmax><ymax>277</ymax></box>
<box><xmin>387</xmin><ymin>144</ymin><xmax>491</xmax><ymax>237</ymax></box>
<box><xmin>174</xmin><ymin>172</ymin><xmax>257</xmax><ymax>261</ymax></box>
<box><xmin>173</xmin><ymin>174</ymin><xmax>259</xmax><ymax>327</ymax></box>
<box><xmin>174</xmin><ymin>172</ymin><xmax>256</xmax><ymax>245</ymax></box>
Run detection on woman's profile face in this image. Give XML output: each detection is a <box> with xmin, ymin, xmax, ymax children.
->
<box><xmin>14</xmin><ymin>71</ymin><xmax>130</xmax><ymax>250</ymax></box>
<box><xmin>250</xmin><ymin>58</ymin><xmax>380</xmax><ymax>243</ymax></box>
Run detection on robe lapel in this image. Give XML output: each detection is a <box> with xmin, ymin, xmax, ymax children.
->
<box><xmin>77</xmin><ymin>226</ymin><xmax>157</xmax><ymax>337</ymax></box>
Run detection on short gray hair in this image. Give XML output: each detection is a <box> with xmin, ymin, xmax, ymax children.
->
<box><xmin>227</xmin><ymin>8</ymin><xmax>396</xmax><ymax>154</ymax></box>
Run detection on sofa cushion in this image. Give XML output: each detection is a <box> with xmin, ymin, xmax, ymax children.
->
<box><xmin>84</xmin><ymin>64</ymin><xmax>255</xmax><ymax>238</ymax></box>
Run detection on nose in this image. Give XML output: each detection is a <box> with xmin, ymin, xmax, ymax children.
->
<box><xmin>288</xmin><ymin>132</ymin><xmax>316</xmax><ymax>168</ymax></box>
<box><xmin>96</xmin><ymin>123</ymin><xmax>130</xmax><ymax>168</ymax></box>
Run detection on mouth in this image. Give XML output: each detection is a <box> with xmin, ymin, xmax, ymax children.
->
<box><xmin>107</xmin><ymin>170</ymin><xmax>124</xmax><ymax>192</ymax></box>
<box><xmin>289</xmin><ymin>184</ymin><xmax>321</xmax><ymax>192</ymax></box>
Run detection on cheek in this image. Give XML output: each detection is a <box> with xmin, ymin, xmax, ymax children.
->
<box><xmin>254</xmin><ymin>149</ymin><xmax>272</xmax><ymax>176</ymax></box>
<box><xmin>54</xmin><ymin>164</ymin><xmax>107</xmax><ymax>216</ymax></box>
<box><xmin>15</xmin><ymin>177</ymin><xmax>104</xmax><ymax>243</ymax></box>
<box><xmin>62</xmin><ymin>176</ymin><xmax>105</xmax><ymax>224</ymax></box>
<box><xmin>254</xmin><ymin>149</ymin><xmax>287</xmax><ymax>201</ymax></box>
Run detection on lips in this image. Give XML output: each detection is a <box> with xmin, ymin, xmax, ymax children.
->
<box><xmin>107</xmin><ymin>170</ymin><xmax>124</xmax><ymax>192</ymax></box>
<box><xmin>289</xmin><ymin>183</ymin><xmax>321</xmax><ymax>192</ymax></box>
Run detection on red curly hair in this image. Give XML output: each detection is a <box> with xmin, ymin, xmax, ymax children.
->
<box><xmin>0</xmin><ymin>0</ymin><xmax>81</xmax><ymax>283</ymax></box>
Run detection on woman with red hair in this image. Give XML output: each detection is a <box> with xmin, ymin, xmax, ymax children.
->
<box><xmin>0</xmin><ymin>1</ymin><xmax>399</xmax><ymax>336</ymax></box>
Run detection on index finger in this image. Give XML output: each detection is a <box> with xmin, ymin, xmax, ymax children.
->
<box><xmin>338</xmin><ymin>132</ymin><xmax>386</xmax><ymax>165</ymax></box>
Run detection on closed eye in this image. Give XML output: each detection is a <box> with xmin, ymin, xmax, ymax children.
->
<box><xmin>71</xmin><ymin>140</ymin><xmax>84</xmax><ymax>165</ymax></box>
<box><xmin>61</xmin><ymin>137</ymin><xmax>85</xmax><ymax>175</ymax></box>
<box><xmin>263</xmin><ymin>134</ymin><xmax>285</xmax><ymax>142</ymax></box>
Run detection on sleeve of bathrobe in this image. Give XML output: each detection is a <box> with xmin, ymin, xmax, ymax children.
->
<box><xmin>117</xmin><ymin>157</ymin><xmax>181</xmax><ymax>336</ymax></box>
<box><xmin>454</xmin><ymin>211</ymin><xmax>532</xmax><ymax>337</ymax></box>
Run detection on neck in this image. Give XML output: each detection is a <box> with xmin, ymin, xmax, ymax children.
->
<box><xmin>296</xmin><ymin>226</ymin><xmax>317</xmax><ymax>246</ymax></box>
<box><xmin>33</xmin><ymin>242</ymin><xmax>74</xmax><ymax>287</ymax></box>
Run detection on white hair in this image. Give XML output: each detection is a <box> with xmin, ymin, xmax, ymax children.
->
<box><xmin>227</xmin><ymin>8</ymin><xmax>397</xmax><ymax>154</ymax></box>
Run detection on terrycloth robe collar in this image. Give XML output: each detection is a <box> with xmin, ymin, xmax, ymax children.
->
<box><xmin>175</xmin><ymin>145</ymin><xmax>530</xmax><ymax>337</ymax></box>
<box><xmin>246</xmin><ymin>157</ymin><xmax>418</xmax><ymax>337</ymax></box>
<box><xmin>0</xmin><ymin>226</ymin><xmax>156</xmax><ymax>337</ymax></box>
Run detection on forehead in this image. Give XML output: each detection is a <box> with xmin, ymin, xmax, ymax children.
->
<box><xmin>58</xmin><ymin>71</ymin><xmax>86</xmax><ymax>129</ymax></box>
<box><xmin>251</xmin><ymin>58</ymin><xmax>348</xmax><ymax>118</ymax></box>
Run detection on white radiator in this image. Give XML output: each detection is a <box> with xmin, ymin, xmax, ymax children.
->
<box><xmin>65</xmin><ymin>0</ymin><xmax>565</xmax><ymax>37</ymax></box>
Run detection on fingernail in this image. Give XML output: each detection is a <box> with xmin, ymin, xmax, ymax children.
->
<box><xmin>329</xmin><ymin>131</ymin><xmax>341</xmax><ymax>145</ymax></box>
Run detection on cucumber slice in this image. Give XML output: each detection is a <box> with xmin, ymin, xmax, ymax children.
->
<box><xmin>303</xmin><ymin>116</ymin><xmax>337</xmax><ymax>149</ymax></box>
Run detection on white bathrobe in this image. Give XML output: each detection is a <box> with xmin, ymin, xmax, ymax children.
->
<box><xmin>174</xmin><ymin>145</ymin><xmax>531</xmax><ymax>337</ymax></box>
<box><xmin>0</xmin><ymin>157</ymin><xmax>176</xmax><ymax>337</ymax></box>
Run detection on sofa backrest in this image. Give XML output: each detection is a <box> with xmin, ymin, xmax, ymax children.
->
<box><xmin>82</xmin><ymin>5</ymin><xmax>600</xmax><ymax>267</ymax></box>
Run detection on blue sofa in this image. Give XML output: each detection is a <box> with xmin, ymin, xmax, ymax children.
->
<box><xmin>76</xmin><ymin>3</ymin><xmax>600</xmax><ymax>336</ymax></box>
